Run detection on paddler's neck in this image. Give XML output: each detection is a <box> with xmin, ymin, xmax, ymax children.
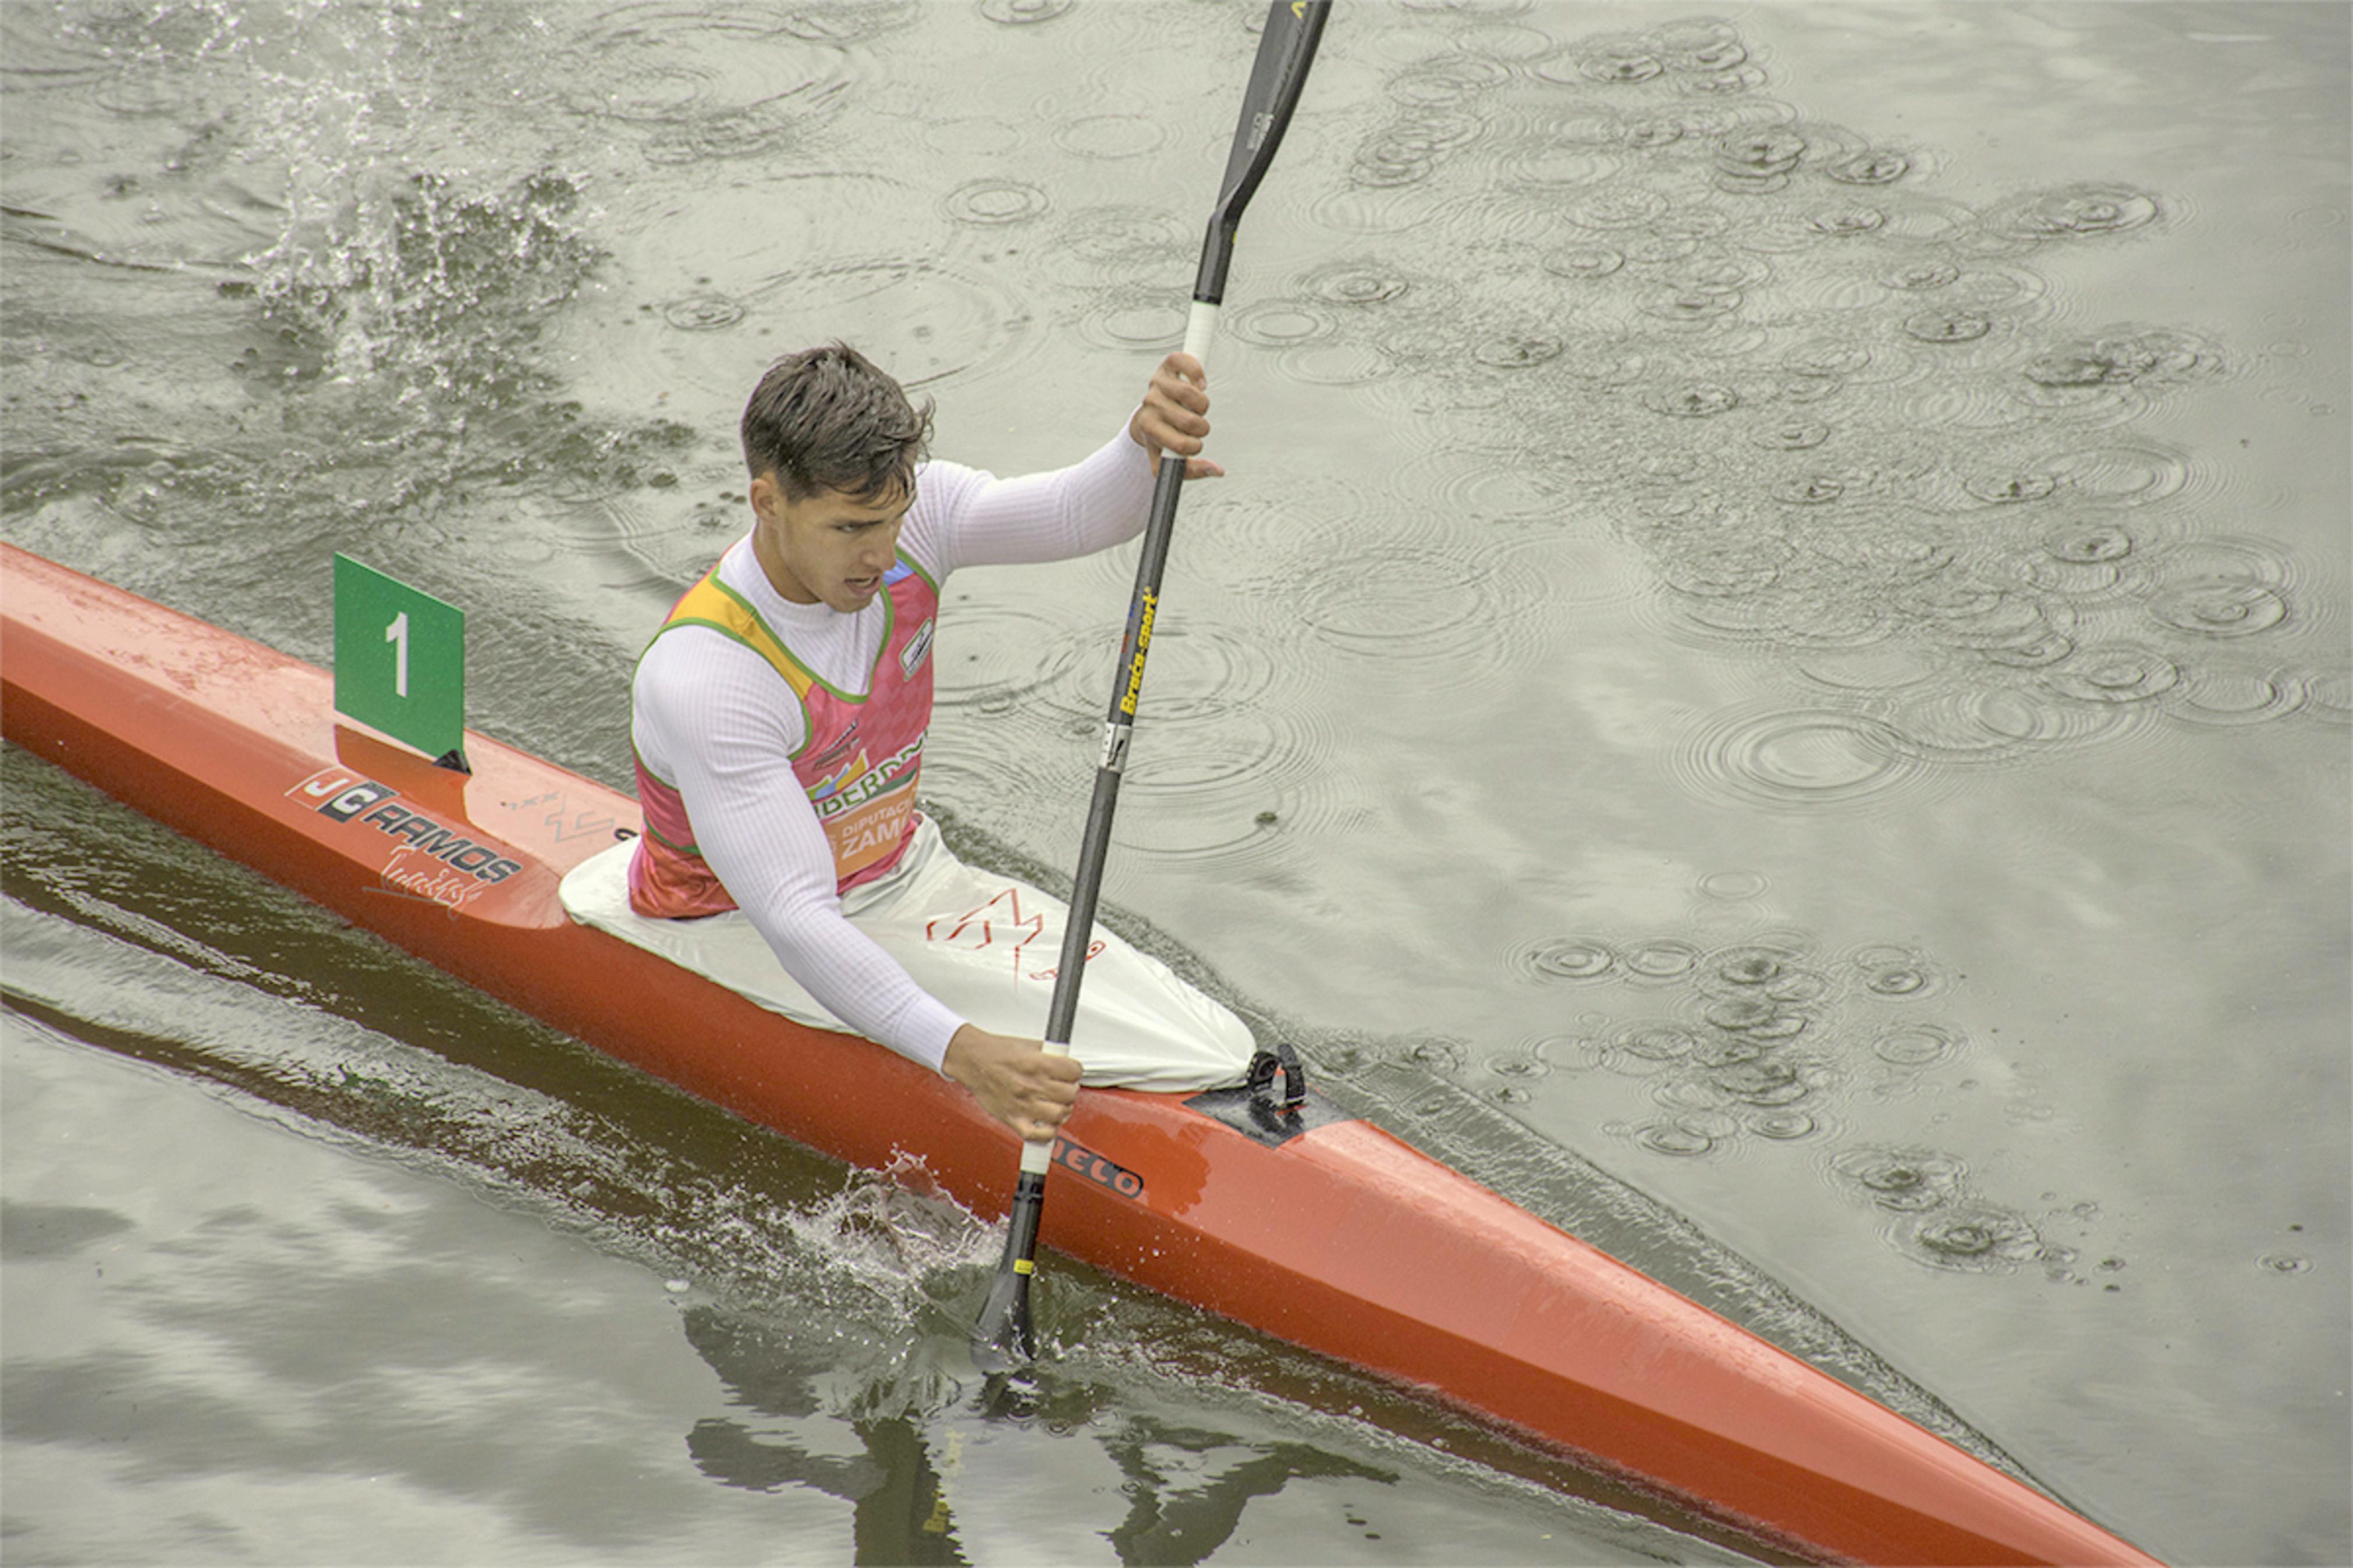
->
<box><xmin>748</xmin><ymin>525</ymin><xmax>822</xmax><ymax>608</ymax></box>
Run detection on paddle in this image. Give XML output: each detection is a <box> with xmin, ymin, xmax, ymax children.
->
<box><xmin>971</xmin><ymin>0</ymin><xmax>1330</xmax><ymax>1371</ymax></box>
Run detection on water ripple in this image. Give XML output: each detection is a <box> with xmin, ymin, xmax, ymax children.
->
<box><xmin>942</xmin><ymin>178</ymin><xmax>1050</xmax><ymax>226</ymax></box>
<box><xmin>1286</xmin><ymin>537</ymin><xmax>1554</xmax><ymax>684</ymax></box>
<box><xmin>1053</xmin><ymin>113</ymin><xmax>1167</xmax><ymax>161</ymax></box>
<box><xmin>1108</xmin><ymin>706</ymin><xmax>1352</xmax><ymax>872</ymax></box>
<box><xmin>1672</xmin><ymin>703</ymin><xmax>1933</xmax><ymax>811</ymax></box>
<box><xmin>1828</xmin><ymin>1145</ymin><xmax>1968</xmax><ymax>1212</ymax></box>
<box><xmin>2040</xmin><ymin>644</ymin><xmax>2182</xmax><ymax>704</ymax></box>
<box><xmin>1986</xmin><ymin>183</ymin><xmax>2165</xmax><ymax>240</ymax></box>
<box><xmin>1898</xmin><ymin>1203</ymin><xmax>2045</xmax><ymax>1273</ymax></box>
<box><xmin>1886</xmin><ymin>683</ymin><xmax>2132</xmax><ymax>765</ymax></box>
<box><xmin>2161</xmin><ymin>664</ymin><xmax>2308</xmax><ymax>727</ymax></box>
<box><xmin>978</xmin><ymin>0</ymin><xmax>1072</xmax><ymax>23</ymax></box>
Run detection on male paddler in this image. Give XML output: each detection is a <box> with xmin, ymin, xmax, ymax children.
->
<box><xmin>625</xmin><ymin>343</ymin><xmax>1234</xmax><ymax>1143</ymax></box>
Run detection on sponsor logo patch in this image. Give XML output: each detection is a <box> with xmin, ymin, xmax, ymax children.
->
<box><xmin>900</xmin><ymin>617</ymin><xmax>935</xmax><ymax>678</ymax></box>
<box><xmin>288</xmin><ymin>766</ymin><xmax>523</xmax><ymax>889</ymax></box>
<box><xmin>1050</xmin><ymin>1136</ymin><xmax>1145</xmax><ymax>1201</ymax></box>
<box><xmin>290</xmin><ymin>770</ymin><xmax>399</xmax><ymax>821</ymax></box>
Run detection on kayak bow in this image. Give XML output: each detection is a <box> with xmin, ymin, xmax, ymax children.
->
<box><xmin>0</xmin><ymin>544</ymin><xmax>2160</xmax><ymax>1567</ymax></box>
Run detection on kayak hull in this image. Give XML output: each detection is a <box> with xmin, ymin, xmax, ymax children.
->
<box><xmin>0</xmin><ymin>545</ymin><xmax>2160</xmax><ymax>1566</ymax></box>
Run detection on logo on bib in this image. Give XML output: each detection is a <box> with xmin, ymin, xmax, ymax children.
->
<box><xmin>900</xmin><ymin>617</ymin><xmax>935</xmax><ymax>678</ymax></box>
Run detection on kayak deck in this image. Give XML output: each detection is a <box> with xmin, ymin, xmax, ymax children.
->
<box><xmin>0</xmin><ymin>544</ymin><xmax>2161</xmax><ymax>1566</ymax></box>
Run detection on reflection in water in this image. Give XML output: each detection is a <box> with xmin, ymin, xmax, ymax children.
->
<box><xmin>679</xmin><ymin>1301</ymin><xmax>1396</xmax><ymax>1568</ymax></box>
<box><xmin>1096</xmin><ymin>1414</ymin><xmax>1392</xmax><ymax>1566</ymax></box>
<box><xmin>678</xmin><ymin>1307</ymin><xmax>959</xmax><ymax>1565</ymax></box>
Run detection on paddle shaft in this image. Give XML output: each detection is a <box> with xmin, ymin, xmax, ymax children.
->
<box><xmin>1039</xmin><ymin>306</ymin><xmax>1216</xmax><ymax>1046</ymax></box>
<box><xmin>974</xmin><ymin>0</ymin><xmax>1328</xmax><ymax>1367</ymax></box>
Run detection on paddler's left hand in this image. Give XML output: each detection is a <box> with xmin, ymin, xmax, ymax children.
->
<box><xmin>1131</xmin><ymin>351</ymin><xmax>1222</xmax><ymax>480</ymax></box>
<box><xmin>943</xmin><ymin>1023</ymin><xmax>1083</xmax><ymax>1142</ymax></box>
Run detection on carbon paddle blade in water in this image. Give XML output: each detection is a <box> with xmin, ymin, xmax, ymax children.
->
<box><xmin>970</xmin><ymin>1168</ymin><xmax>1045</xmax><ymax>1371</ymax></box>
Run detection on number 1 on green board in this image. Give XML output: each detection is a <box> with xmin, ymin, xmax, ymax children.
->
<box><xmin>333</xmin><ymin>553</ymin><xmax>467</xmax><ymax>769</ymax></box>
<box><xmin>386</xmin><ymin>610</ymin><xmax>410</xmax><ymax>698</ymax></box>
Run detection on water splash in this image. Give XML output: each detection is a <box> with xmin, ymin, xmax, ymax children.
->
<box><xmin>247</xmin><ymin>168</ymin><xmax>601</xmax><ymax>396</ymax></box>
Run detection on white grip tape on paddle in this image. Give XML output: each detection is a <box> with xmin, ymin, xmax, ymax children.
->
<box><xmin>1181</xmin><ymin>300</ymin><xmax>1219</xmax><ymax>366</ymax></box>
<box><xmin>1017</xmin><ymin>1037</ymin><xmax>1075</xmax><ymax>1172</ymax></box>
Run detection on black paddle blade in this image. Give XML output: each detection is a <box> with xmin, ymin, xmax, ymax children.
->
<box><xmin>968</xmin><ymin>1265</ymin><xmax>1033</xmax><ymax>1374</ymax></box>
<box><xmin>1196</xmin><ymin>0</ymin><xmax>1332</xmax><ymax>303</ymax></box>
<box><xmin>970</xmin><ymin>1170</ymin><xmax>1046</xmax><ymax>1370</ymax></box>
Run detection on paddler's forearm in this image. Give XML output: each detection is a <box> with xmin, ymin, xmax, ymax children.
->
<box><xmin>743</xmin><ymin>895</ymin><xmax>967</xmax><ymax>1074</ymax></box>
<box><xmin>913</xmin><ymin>426</ymin><xmax>1156</xmax><ymax>574</ymax></box>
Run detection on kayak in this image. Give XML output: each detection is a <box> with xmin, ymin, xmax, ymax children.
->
<box><xmin>0</xmin><ymin>543</ymin><xmax>2160</xmax><ymax>1567</ymax></box>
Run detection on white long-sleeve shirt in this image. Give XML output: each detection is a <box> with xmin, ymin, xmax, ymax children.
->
<box><xmin>630</xmin><ymin>428</ymin><xmax>1156</xmax><ymax>1073</ymax></box>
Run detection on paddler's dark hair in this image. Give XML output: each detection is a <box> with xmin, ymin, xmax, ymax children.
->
<box><xmin>740</xmin><ymin>343</ymin><xmax>934</xmax><ymax>503</ymax></box>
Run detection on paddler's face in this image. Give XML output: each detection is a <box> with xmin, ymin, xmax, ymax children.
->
<box><xmin>749</xmin><ymin>472</ymin><xmax>911</xmax><ymax>613</ymax></box>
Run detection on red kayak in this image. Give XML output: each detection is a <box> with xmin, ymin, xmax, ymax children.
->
<box><xmin>1</xmin><ymin>543</ymin><xmax>2160</xmax><ymax>1566</ymax></box>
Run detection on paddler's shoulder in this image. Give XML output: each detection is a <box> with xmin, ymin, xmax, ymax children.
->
<box><xmin>901</xmin><ymin>459</ymin><xmax>981</xmax><ymax>584</ymax></box>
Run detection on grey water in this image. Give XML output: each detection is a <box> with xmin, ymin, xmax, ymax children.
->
<box><xmin>2</xmin><ymin>2</ymin><xmax>2347</xmax><ymax>1563</ymax></box>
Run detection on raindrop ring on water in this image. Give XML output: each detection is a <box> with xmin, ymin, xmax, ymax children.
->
<box><xmin>1905</xmin><ymin>310</ymin><xmax>1992</xmax><ymax>343</ymax></box>
<box><xmin>1641</xmin><ymin>382</ymin><xmax>1740</xmax><ymax>417</ymax></box>
<box><xmin>1706</xmin><ymin>946</ymin><xmax>1788</xmax><ymax>987</ymax></box>
<box><xmin>1967</xmin><ymin>471</ymin><xmax>2059</xmax><ymax>504</ymax></box>
<box><xmin>1748</xmin><ymin>1108</ymin><xmax>1820</xmax><ymax>1140</ymax></box>
<box><xmin>1901</xmin><ymin>1203</ymin><xmax>2043</xmax><ymax>1272</ymax></box>
<box><xmin>1829</xmin><ymin>1144</ymin><xmax>1967</xmax><ymax>1211</ymax></box>
<box><xmin>1564</xmin><ymin>186</ymin><xmax>1671</xmax><ymax>230</ymax></box>
<box><xmin>1304</xmin><ymin>263</ymin><xmax>1412</xmax><ymax>305</ymax></box>
<box><xmin>1872</xmin><ymin>1023</ymin><xmax>1962</xmax><ymax>1067</ymax></box>
<box><xmin>1752</xmin><ymin>421</ymin><xmax>1831</xmax><ymax>450</ymax></box>
<box><xmin>979</xmin><ymin>0</ymin><xmax>1072</xmax><ymax>22</ymax></box>
<box><xmin>1055</xmin><ymin>115</ymin><xmax>1169</xmax><ymax>160</ymax></box>
<box><xmin>1581</xmin><ymin>48</ymin><xmax>1665</xmax><ymax>84</ymax></box>
<box><xmin>1715</xmin><ymin>129</ymin><xmax>1805</xmax><ymax>177</ymax></box>
<box><xmin>1812</xmin><ymin>207</ymin><xmax>1887</xmax><ymax>236</ymax></box>
<box><xmin>1993</xmin><ymin>183</ymin><xmax>2162</xmax><ymax>239</ymax></box>
<box><xmin>1621</xmin><ymin>939</ymin><xmax>1701</xmax><ymax>980</ymax></box>
<box><xmin>1543</xmin><ymin>246</ymin><xmax>1626</xmax><ymax>279</ymax></box>
<box><xmin>2149</xmin><ymin>580</ymin><xmax>2289</xmax><ymax>638</ymax></box>
<box><xmin>2045</xmin><ymin>521</ymin><xmax>2134</xmax><ymax>564</ymax></box>
<box><xmin>1635</xmin><ymin>1120</ymin><xmax>1719</xmax><ymax>1157</ymax></box>
<box><xmin>1614</xmin><ymin>1022</ymin><xmax>1702</xmax><ymax>1062</ymax></box>
<box><xmin>942</xmin><ymin>179</ymin><xmax>1050</xmax><ymax>225</ymax></box>
<box><xmin>2042</xmin><ymin>645</ymin><xmax>2181</xmax><ymax>703</ymax></box>
<box><xmin>1827</xmin><ymin>149</ymin><xmax>1912</xmax><ymax>185</ymax></box>
<box><xmin>1680</xmin><ymin>706</ymin><xmax>1927</xmax><ymax>810</ymax></box>
<box><xmin>1225</xmin><ymin>299</ymin><xmax>1337</xmax><ymax>349</ymax></box>
<box><xmin>662</xmin><ymin>294</ymin><xmax>747</xmax><ymax>331</ymax></box>
<box><xmin>1699</xmin><ymin>869</ymin><xmax>1769</xmax><ymax>901</ymax></box>
<box><xmin>2163</xmin><ymin>666</ymin><xmax>2306</xmax><ymax>727</ymax></box>
<box><xmin>1885</xmin><ymin>262</ymin><xmax>1960</xmax><ymax>291</ymax></box>
<box><xmin>1524</xmin><ymin>937</ymin><xmax>1616</xmax><ymax>981</ymax></box>
<box><xmin>1712</xmin><ymin>1058</ymin><xmax>1813</xmax><ymax>1106</ymax></box>
<box><xmin>1475</xmin><ymin>333</ymin><xmax>1565</xmax><ymax>369</ymax></box>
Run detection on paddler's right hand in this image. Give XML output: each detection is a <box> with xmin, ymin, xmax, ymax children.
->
<box><xmin>943</xmin><ymin>1024</ymin><xmax>1082</xmax><ymax>1143</ymax></box>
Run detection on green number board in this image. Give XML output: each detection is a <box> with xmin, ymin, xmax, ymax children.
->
<box><xmin>333</xmin><ymin>554</ymin><xmax>467</xmax><ymax>767</ymax></box>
